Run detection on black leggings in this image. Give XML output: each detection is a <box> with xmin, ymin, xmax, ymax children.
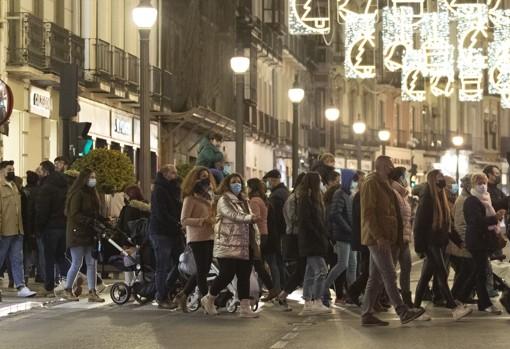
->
<box><xmin>183</xmin><ymin>240</ymin><xmax>214</xmax><ymax>297</ymax></box>
<box><xmin>415</xmin><ymin>246</ymin><xmax>457</xmax><ymax>309</ymax></box>
<box><xmin>470</xmin><ymin>250</ymin><xmax>492</xmax><ymax>311</ymax></box>
<box><xmin>253</xmin><ymin>260</ymin><xmax>274</xmax><ymax>290</ymax></box>
<box><xmin>210</xmin><ymin>258</ymin><xmax>252</xmax><ymax>300</ymax></box>
<box><xmin>283</xmin><ymin>257</ymin><xmax>307</xmax><ymax>295</ymax></box>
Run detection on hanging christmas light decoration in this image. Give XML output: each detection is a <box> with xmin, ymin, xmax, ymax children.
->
<box><xmin>344</xmin><ymin>12</ymin><xmax>376</xmax><ymax>79</ymax></box>
<box><xmin>382</xmin><ymin>6</ymin><xmax>413</xmax><ymax>72</ymax></box>
<box><xmin>488</xmin><ymin>10</ymin><xmax>510</xmax><ymax>108</ymax></box>
<box><xmin>390</xmin><ymin>0</ymin><xmax>426</xmax><ymax>21</ymax></box>
<box><xmin>402</xmin><ymin>49</ymin><xmax>426</xmax><ymax>102</ymax></box>
<box><xmin>456</xmin><ymin>4</ymin><xmax>488</xmax><ymax>102</ymax></box>
<box><xmin>289</xmin><ymin>0</ymin><xmax>331</xmax><ymax>35</ymax></box>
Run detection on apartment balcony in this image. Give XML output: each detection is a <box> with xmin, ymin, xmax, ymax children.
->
<box><xmin>6</xmin><ymin>13</ymin><xmax>84</xmax><ymax>85</ymax></box>
<box><xmin>261</xmin><ymin>24</ymin><xmax>283</xmax><ymax>61</ymax></box>
<box><xmin>282</xmin><ymin>26</ymin><xmax>308</xmax><ymax>66</ymax></box>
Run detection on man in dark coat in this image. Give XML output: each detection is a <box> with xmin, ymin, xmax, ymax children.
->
<box><xmin>263</xmin><ymin>169</ymin><xmax>289</xmax><ymax>292</ymax></box>
<box><xmin>36</xmin><ymin>161</ymin><xmax>69</xmax><ymax>295</ymax></box>
<box><xmin>483</xmin><ymin>165</ymin><xmax>508</xmax><ymax>260</ymax></box>
<box><xmin>21</xmin><ymin>171</ymin><xmax>42</xmax><ymax>283</ymax></box>
<box><xmin>149</xmin><ymin>164</ymin><xmax>183</xmax><ymax>309</ymax></box>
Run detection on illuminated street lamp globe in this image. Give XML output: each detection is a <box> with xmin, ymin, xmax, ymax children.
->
<box><xmin>452</xmin><ymin>135</ymin><xmax>464</xmax><ymax>147</ymax></box>
<box><xmin>230</xmin><ymin>56</ymin><xmax>250</xmax><ymax>74</ymax></box>
<box><xmin>352</xmin><ymin>120</ymin><xmax>366</xmax><ymax>135</ymax></box>
<box><xmin>325</xmin><ymin>107</ymin><xmax>340</xmax><ymax>122</ymax></box>
<box><xmin>132</xmin><ymin>0</ymin><xmax>158</xmax><ymax>29</ymax></box>
<box><xmin>378</xmin><ymin>129</ymin><xmax>391</xmax><ymax>142</ymax></box>
<box><xmin>288</xmin><ymin>87</ymin><xmax>305</xmax><ymax>104</ymax></box>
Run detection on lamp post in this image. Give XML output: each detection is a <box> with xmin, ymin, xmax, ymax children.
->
<box><xmin>288</xmin><ymin>75</ymin><xmax>304</xmax><ymax>186</ymax></box>
<box><xmin>452</xmin><ymin>135</ymin><xmax>464</xmax><ymax>184</ymax></box>
<box><xmin>325</xmin><ymin>106</ymin><xmax>340</xmax><ymax>154</ymax></box>
<box><xmin>132</xmin><ymin>0</ymin><xmax>157</xmax><ymax>198</ymax></box>
<box><xmin>378</xmin><ymin>128</ymin><xmax>391</xmax><ymax>156</ymax></box>
<box><xmin>230</xmin><ymin>55</ymin><xmax>250</xmax><ymax>176</ymax></box>
<box><xmin>352</xmin><ymin>118</ymin><xmax>366</xmax><ymax>170</ymax></box>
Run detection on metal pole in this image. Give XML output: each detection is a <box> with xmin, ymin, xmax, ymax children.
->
<box><xmin>292</xmin><ymin>103</ymin><xmax>299</xmax><ymax>186</ymax></box>
<box><xmin>382</xmin><ymin>143</ymin><xmax>386</xmax><ymax>156</ymax></box>
<box><xmin>329</xmin><ymin>123</ymin><xmax>335</xmax><ymax>154</ymax></box>
<box><xmin>456</xmin><ymin>147</ymin><xmax>460</xmax><ymax>184</ymax></box>
<box><xmin>139</xmin><ymin>29</ymin><xmax>151</xmax><ymax>198</ymax></box>
<box><xmin>235</xmin><ymin>74</ymin><xmax>245</xmax><ymax>176</ymax></box>
<box><xmin>356</xmin><ymin>137</ymin><xmax>362</xmax><ymax>170</ymax></box>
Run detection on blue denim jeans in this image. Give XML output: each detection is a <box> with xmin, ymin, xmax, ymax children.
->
<box><xmin>150</xmin><ymin>234</ymin><xmax>183</xmax><ymax>302</ymax></box>
<box><xmin>36</xmin><ymin>237</ymin><xmax>46</xmax><ymax>280</ymax></box>
<box><xmin>43</xmin><ymin>228</ymin><xmax>69</xmax><ymax>291</ymax></box>
<box><xmin>302</xmin><ymin>256</ymin><xmax>328</xmax><ymax>301</ymax></box>
<box><xmin>323</xmin><ymin>241</ymin><xmax>357</xmax><ymax>297</ymax></box>
<box><xmin>0</xmin><ymin>235</ymin><xmax>25</xmax><ymax>288</ymax></box>
<box><xmin>65</xmin><ymin>246</ymin><xmax>97</xmax><ymax>291</ymax></box>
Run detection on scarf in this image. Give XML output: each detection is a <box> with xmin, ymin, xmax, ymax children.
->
<box><xmin>470</xmin><ymin>188</ymin><xmax>499</xmax><ymax>233</ymax></box>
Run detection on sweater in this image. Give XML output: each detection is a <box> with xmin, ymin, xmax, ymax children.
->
<box><xmin>249</xmin><ymin>196</ymin><xmax>268</xmax><ymax>235</ymax></box>
<box><xmin>181</xmin><ymin>194</ymin><xmax>214</xmax><ymax>243</ymax></box>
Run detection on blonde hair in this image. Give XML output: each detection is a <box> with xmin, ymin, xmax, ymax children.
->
<box><xmin>426</xmin><ymin>169</ymin><xmax>451</xmax><ymax>233</ymax></box>
<box><xmin>159</xmin><ymin>164</ymin><xmax>177</xmax><ymax>175</ymax></box>
<box><xmin>320</xmin><ymin>153</ymin><xmax>335</xmax><ymax>163</ymax></box>
<box><xmin>471</xmin><ymin>173</ymin><xmax>488</xmax><ymax>187</ymax></box>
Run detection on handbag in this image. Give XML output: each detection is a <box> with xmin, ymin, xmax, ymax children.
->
<box><xmin>488</xmin><ymin>231</ymin><xmax>507</xmax><ymax>252</ymax></box>
<box><xmin>178</xmin><ymin>245</ymin><xmax>197</xmax><ymax>276</ymax></box>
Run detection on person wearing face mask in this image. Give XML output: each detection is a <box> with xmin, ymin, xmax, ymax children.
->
<box><xmin>149</xmin><ymin>164</ymin><xmax>184</xmax><ymax>309</ymax></box>
<box><xmin>413</xmin><ymin>169</ymin><xmax>472</xmax><ymax>320</ymax></box>
<box><xmin>201</xmin><ymin>173</ymin><xmax>261</xmax><ymax>318</ymax></box>
<box><xmin>173</xmin><ymin>167</ymin><xmax>216</xmax><ymax>312</ymax></box>
<box><xmin>0</xmin><ymin>161</ymin><xmax>37</xmax><ymax>298</ymax></box>
<box><xmin>360</xmin><ymin>156</ymin><xmax>424</xmax><ymax>326</ymax></box>
<box><xmin>35</xmin><ymin>161</ymin><xmax>69</xmax><ymax>297</ymax></box>
<box><xmin>117</xmin><ymin>185</ymin><xmax>150</xmax><ymax>234</ymax></box>
<box><xmin>63</xmin><ymin>168</ymin><xmax>104</xmax><ymax>302</ymax></box>
<box><xmin>464</xmin><ymin>173</ymin><xmax>506</xmax><ymax>314</ymax></box>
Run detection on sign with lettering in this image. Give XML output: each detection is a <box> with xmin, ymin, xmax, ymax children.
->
<box><xmin>111</xmin><ymin>113</ymin><xmax>133</xmax><ymax>142</ymax></box>
<box><xmin>29</xmin><ymin>86</ymin><xmax>51</xmax><ymax>118</ymax></box>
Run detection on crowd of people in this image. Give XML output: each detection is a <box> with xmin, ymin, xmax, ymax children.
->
<box><xmin>1</xmin><ymin>136</ymin><xmax>509</xmax><ymax>326</ymax></box>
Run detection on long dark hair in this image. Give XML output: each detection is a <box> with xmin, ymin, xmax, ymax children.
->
<box><xmin>66</xmin><ymin>168</ymin><xmax>99</xmax><ymax>212</ymax></box>
<box><xmin>296</xmin><ymin>172</ymin><xmax>323</xmax><ymax>212</ymax></box>
<box><xmin>181</xmin><ymin>166</ymin><xmax>216</xmax><ymax>199</ymax></box>
<box><xmin>426</xmin><ymin>169</ymin><xmax>451</xmax><ymax>232</ymax></box>
<box><xmin>247</xmin><ymin>178</ymin><xmax>267</xmax><ymax>201</ymax></box>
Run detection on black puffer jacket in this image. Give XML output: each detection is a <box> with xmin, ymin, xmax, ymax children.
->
<box><xmin>149</xmin><ymin>173</ymin><xmax>182</xmax><ymax>237</ymax></box>
<box><xmin>36</xmin><ymin>171</ymin><xmax>68</xmax><ymax>231</ymax></box>
<box><xmin>118</xmin><ymin>200</ymin><xmax>151</xmax><ymax>235</ymax></box>
<box><xmin>266</xmin><ymin>183</ymin><xmax>289</xmax><ymax>254</ymax></box>
<box><xmin>297</xmin><ymin>196</ymin><xmax>329</xmax><ymax>257</ymax></box>
<box><xmin>413</xmin><ymin>187</ymin><xmax>450</xmax><ymax>254</ymax></box>
<box><xmin>464</xmin><ymin>195</ymin><xmax>499</xmax><ymax>252</ymax></box>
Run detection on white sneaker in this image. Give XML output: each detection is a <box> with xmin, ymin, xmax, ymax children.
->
<box><xmin>54</xmin><ymin>280</ymin><xmax>66</xmax><ymax>297</ymax></box>
<box><xmin>298</xmin><ymin>300</ymin><xmax>314</xmax><ymax>316</ymax></box>
<box><xmin>17</xmin><ymin>286</ymin><xmax>36</xmax><ymax>298</ymax></box>
<box><xmin>452</xmin><ymin>304</ymin><xmax>473</xmax><ymax>321</ymax></box>
<box><xmin>483</xmin><ymin>305</ymin><xmax>502</xmax><ymax>315</ymax></box>
<box><xmin>417</xmin><ymin>312</ymin><xmax>432</xmax><ymax>321</ymax></box>
<box><xmin>311</xmin><ymin>300</ymin><xmax>331</xmax><ymax>315</ymax></box>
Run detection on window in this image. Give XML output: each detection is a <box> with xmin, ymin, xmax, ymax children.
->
<box><xmin>263</xmin><ymin>0</ymin><xmax>282</xmax><ymax>24</ymax></box>
<box><xmin>32</xmin><ymin>0</ymin><xmax>43</xmax><ymax>18</ymax></box>
<box><xmin>110</xmin><ymin>142</ymin><xmax>121</xmax><ymax>152</ymax></box>
<box><xmin>9</xmin><ymin>0</ymin><xmax>19</xmax><ymax>14</ymax></box>
<box><xmin>55</xmin><ymin>0</ymin><xmax>65</xmax><ymax>26</ymax></box>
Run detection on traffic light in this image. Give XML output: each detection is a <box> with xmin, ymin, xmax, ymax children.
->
<box><xmin>409</xmin><ymin>164</ymin><xmax>418</xmax><ymax>187</ymax></box>
<box><xmin>69</xmin><ymin>121</ymin><xmax>93</xmax><ymax>160</ymax></box>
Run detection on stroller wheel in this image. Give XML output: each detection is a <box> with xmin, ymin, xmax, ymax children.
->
<box><xmin>187</xmin><ymin>291</ymin><xmax>200</xmax><ymax>312</ymax></box>
<box><xmin>110</xmin><ymin>282</ymin><xmax>131</xmax><ymax>305</ymax></box>
<box><xmin>226</xmin><ymin>298</ymin><xmax>239</xmax><ymax>313</ymax></box>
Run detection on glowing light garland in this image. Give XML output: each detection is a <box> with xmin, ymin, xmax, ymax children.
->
<box><xmin>488</xmin><ymin>10</ymin><xmax>510</xmax><ymax>108</ymax></box>
<box><xmin>391</xmin><ymin>0</ymin><xmax>425</xmax><ymax>21</ymax></box>
<box><xmin>289</xmin><ymin>0</ymin><xmax>330</xmax><ymax>35</ymax></box>
<box><xmin>382</xmin><ymin>6</ymin><xmax>413</xmax><ymax>72</ymax></box>
<box><xmin>344</xmin><ymin>13</ymin><xmax>376</xmax><ymax>79</ymax></box>
<box><xmin>402</xmin><ymin>49</ymin><xmax>426</xmax><ymax>102</ymax></box>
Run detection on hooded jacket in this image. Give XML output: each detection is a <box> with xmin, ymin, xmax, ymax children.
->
<box><xmin>327</xmin><ymin>187</ymin><xmax>353</xmax><ymax>242</ymax></box>
<box><xmin>297</xmin><ymin>194</ymin><xmax>329</xmax><ymax>257</ymax></box>
<box><xmin>266</xmin><ymin>182</ymin><xmax>289</xmax><ymax>254</ymax></box>
<box><xmin>196</xmin><ymin>137</ymin><xmax>224</xmax><ymax>169</ymax></box>
<box><xmin>66</xmin><ymin>186</ymin><xmax>100</xmax><ymax>248</ymax></box>
<box><xmin>35</xmin><ymin>171</ymin><xmax>68</xmax><ymax>231</ymax></box>
<box><xmin>391</xmin><ymin>181</ymin><xmax>412</xmax><ymax>243</ymax></box>
<box><xmin>149</xmin><ymin>173</ymin><xmax>182</xmax><ymax>237</ymax></box>
<box><xmin>118</xmin><ymin>199</ymin><xmax>150</xmax><ymax>235</ymax></box>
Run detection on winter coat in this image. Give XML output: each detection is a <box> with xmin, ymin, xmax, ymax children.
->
<box><xmin>149</xmin><ymin>173</ymin><xmax>182</xmax><ymax>237</ymax></box>
<box><xmin>351</xmin><ymin>192</ymin><xmax>363</xmax><ymax>251</ymax></box>
<box><xmin>22</xmin><ymin>184</ymin><xmax>39</xmax><ymax>239</ymax></box>
<box><xmin>311</xmin><ymin>162</ymin><xmax>335</xmax><ymax>185</ymax></box>
<box><xmin>66</xmin><ymin>186</ymin><xmax>100</xmax><ymax>248</ymax></box>
<box><xmin>327</xmin><ymin>188</ymin><xmax>353</xmax><ymax>242</ymax></box>
<box><xmin>181</xmin><ymin>194</ymin><xmax>214</xmax><ymax>243</ymax></box>
<box><xmin>391</xmin><ymin>181</ymin><xmax>412</xmax><ymax>243</ymax></box>
<box><xmin>464</xmin><ymin>195</ymin><xmax>499</xmax><ymax>252</ymax></box>
<box><xmin>249</xmin><ymin>196</ymin><xmax>268</xmax><ymax>235</ymax></box>
<box><xmin>0</xmin><ymin>180</ymin><xmax>24</xmax><ymax>237</ymax></box>
<box><xmin>297</xmin><ymin>195</ymin><xmax>329</xmax><ymax>257</ymax></box>
<box><xmin>35</xmin><ymin>171</ymin><xmax>68</xmax><ymax>232</ymax></box>
<box><xmin>118</xmin><ymin>200</ymin><xmax>150</xmax><ymax>235</ymax></box>
<box><xmin>213</xmin><ymin>192</ymin><xmax>260</xmax><ymax>260</ymax></box>
<box><xmin>413</xmin><ymin>187</ymin><xmax>450</xmax><ymax>254</ymax></box>
<box><xmin>360</xmin><ymin>173</ymin><xmax>402</xmax><ymax>246</ymax></box>
<box><xmin>283</xmin><ymin>193</ymin><xmax>298</xmax><ymax>236</ymax></box>
<box><xmin>488</xmin><ymin>183</ymin><xmax>508</xmax><ymax>211</ymax></box>
<box><xmin>266</xmin><ymin>183</ymin><xmax>289</xmax><ymax>255</ymax></box>
<box><xmin>454</xmin><ymin>190</ymin><xmax>470</xmax><ymax>242</ymax></box>
<box><xmin>196</xmin><ymin>137</ymin><xmax>224</xmax><ymax>169</ymax></box>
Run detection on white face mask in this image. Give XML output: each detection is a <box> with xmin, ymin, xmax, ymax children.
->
<box><xmin>87</xmin><ymin>178</ymin><xmax>97</xmax><ymax>188</ymax></box>
<box><xmin>476</xmin><ymin>184</ymin><xmax>487</xmax><ymax>194</ymax></box>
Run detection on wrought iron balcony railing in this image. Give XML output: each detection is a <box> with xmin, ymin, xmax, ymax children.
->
<box><xmin>7</xmin><ymin>13</ymin><xmax>46</xmax><ymax>70</ymax></box>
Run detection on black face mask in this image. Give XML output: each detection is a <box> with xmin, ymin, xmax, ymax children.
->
<box><xmin>436</xmin><ymin>179</ymin><xmax>447</xmax><ymax>189</ymax></box>
<box><xmin>495</xmin><ymin>176</ymin><xmax>502</xmax><ymax>185</ymax></box>
<box><xmin>195</xmin><ymin>178</ymin><xmax>211</xmax><ymax>193</ymax></box>
<box><xmin>6</xmin><ymin>171</ymin><xmax>15</xmax><ymax>182</ymax></box>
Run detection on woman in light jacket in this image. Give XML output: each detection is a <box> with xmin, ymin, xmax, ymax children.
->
<box><xmin>174</xmin><ymin>166</ymin><xmax>216</xmax><ymax>312</ymax></box>
<box><xmin>201</xmin><ymin>173</ymin><xmax>260</xmax><ymax>318</ymax></box>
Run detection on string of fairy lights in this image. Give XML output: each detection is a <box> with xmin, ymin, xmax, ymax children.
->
<box><xmin>288</xmin><ymin>0</ymin><xmax>510</xmax><ymax>108</ymax></box>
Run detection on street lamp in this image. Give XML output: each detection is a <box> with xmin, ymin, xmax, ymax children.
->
<box><xmin>133</xmin><ymin>0</ymin><xmax>157</xmax><ymax>198</ymax></box>
<box><xmin>378</xmin><ymin>128</ymin><xmax>391</xmax><ymax>156</ymax></box>
<box><xmin>230</xmin><ymin>55</ymin><xmax>250</xmax><ymax>176</ymax></box>
<box><xmin>353</xmin><ymin>118</ymin><xmax>366</xmax><ymax>170</ymax></box>
<box><xmin>452</xmin><ymin>134</ymin><xmax>464</xmax><ymax>184</ymax></box>
<box><xmin>325</xmin><ymin>106</ymin><xmax>340</xmax><ymax>153</ymax></box>
<box><xmin>288</xmin><ymin>75</ymin><xmax>304</xmax><ymax>186</ymax></box>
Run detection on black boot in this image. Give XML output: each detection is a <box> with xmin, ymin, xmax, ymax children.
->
<box><xmin>402</xmin><ymin>291</ymin><xmax>414</xmax><ymax>309</ymax></box>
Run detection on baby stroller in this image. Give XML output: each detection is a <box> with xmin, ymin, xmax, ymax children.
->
<box><xmin>491</xmin><ymin>260</ymin><xmax>510</xmax><ymax>313</ymax></box>
<box><xmin>177</xmin><ymin>248</ymin><xmax>260</xmax><ymax>313</ymax></box>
